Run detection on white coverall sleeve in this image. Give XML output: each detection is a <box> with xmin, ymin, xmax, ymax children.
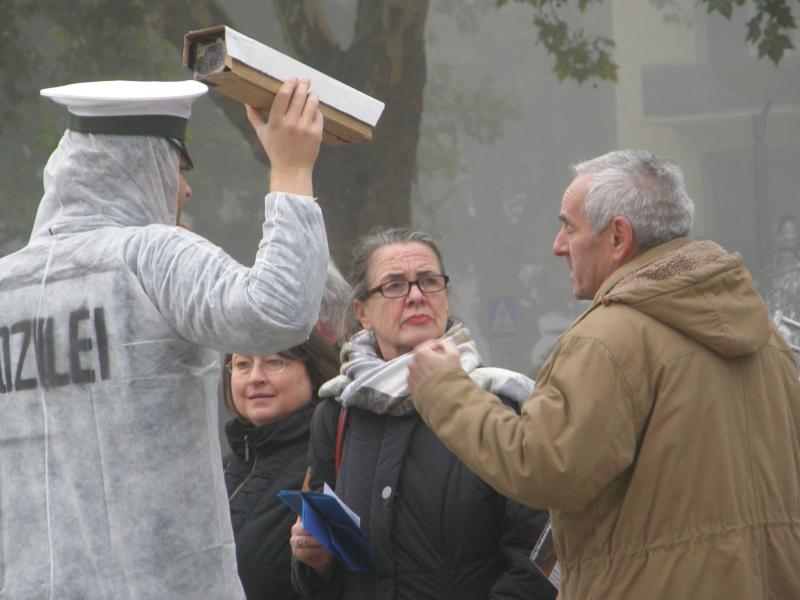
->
<box><xmin>124</xmin><ymin>191</ymin><xmax>328</xmax><ymax>355</ymax></box>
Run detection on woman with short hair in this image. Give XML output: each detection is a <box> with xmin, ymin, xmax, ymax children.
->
<box><xmin>290</xmin><ymin>228</ymin><xmax>555</xmax><ymax>600</ymax></box>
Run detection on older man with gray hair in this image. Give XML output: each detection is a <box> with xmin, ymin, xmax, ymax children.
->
<box><xmin>408</xmin><ymin>150</ymin><xmax>800</xmax><ymax>599</ymax></box>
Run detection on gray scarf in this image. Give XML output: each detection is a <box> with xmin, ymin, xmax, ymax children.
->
<box><xmin>319</xmin><ymin>320</ymin><xmax>534</xmax><ymax>416</ymax></box>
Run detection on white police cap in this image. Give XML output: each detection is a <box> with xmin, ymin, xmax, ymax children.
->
<box><xmin>41</xmin><ymin>80</ymin><xmax>208</xmax><ymax>168</ymax></box>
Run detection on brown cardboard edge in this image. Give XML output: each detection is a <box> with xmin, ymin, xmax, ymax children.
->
<box><xmin>198</xmin><ymin>69</ymin><xmax>351</xmax><ymax>146</ymax></box>
<box><xmin>183</xmin><ymin>25</ymin><xmax>227</xmax><ymax>68</ymax></box>
<box><xmin>229</xmin><ymin>59</ymin><xmax>373</xmax><ymax>142</ymax></box>
<box><xmin>183</xmin><ymin>25</ymin><xmax>375</xmax><ymax>145</ymax></box>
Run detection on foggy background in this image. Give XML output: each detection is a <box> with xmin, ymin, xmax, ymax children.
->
<box><xmin>2</xmin><ymin>0</ymin><xmax>798</xmax><ymax>381</ymax></box>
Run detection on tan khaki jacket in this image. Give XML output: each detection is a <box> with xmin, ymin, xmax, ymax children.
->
<box><xmin>414</xmin><ymin>238</ymin><xmax>800</xmax><ymax>599</ymax></box>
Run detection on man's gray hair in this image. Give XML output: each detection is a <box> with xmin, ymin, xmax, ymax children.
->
<box><xmin>573</xmin><ymin>149</ymin><xmax>695</xmax><ymax>250</ymax></box>
<box><xmin>319</xmin><ymin>260</ymin><xmax>355</xmax><ymax>342</ymax></box>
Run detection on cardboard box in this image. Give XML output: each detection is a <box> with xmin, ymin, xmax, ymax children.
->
<box><xmin>183</xmin><ymin>25</ymin><xmax>385</xmax><ymax>146</ymax></box>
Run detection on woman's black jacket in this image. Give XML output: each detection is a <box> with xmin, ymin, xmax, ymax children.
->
<box><xmin>291</xmin><ymin>397</ymin><xmax>556</xmax><ymax>600</ymax></box>
<box><xmin>224</xmin><ymin>404</ymin><xmax>314</xmax><ymax>600</ymax></box>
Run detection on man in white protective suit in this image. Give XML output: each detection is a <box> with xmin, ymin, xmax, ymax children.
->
<box><xmin>0</xmin><ymin>78</ymin><xmax>328</xmax><ymax>598</ymax></box>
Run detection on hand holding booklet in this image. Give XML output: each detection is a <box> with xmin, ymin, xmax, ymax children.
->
<box><xmin>278</xmin><ymin>483</ymin><xmax>373</xmax><ymax>573</ymax></box>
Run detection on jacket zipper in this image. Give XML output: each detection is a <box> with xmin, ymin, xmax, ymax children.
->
<box><xmin>228</xmin><ymin>435</ymin><xmax>258</xmax><ymax>502</ymax></box>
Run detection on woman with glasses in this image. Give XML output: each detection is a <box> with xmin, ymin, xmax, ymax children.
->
<box><xmin>290</xmin><ymin>228</ymin><xmax>555</xmax><ymax>600</ymax></box>
<box><xmin>222</xmin><ymin>330</ymin><xmax>339</xmax><ymax>599</ymax></box>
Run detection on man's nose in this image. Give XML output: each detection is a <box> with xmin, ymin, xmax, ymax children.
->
<box><xmin>553</xmin><ymin>229</ymin><xmax>568</xmax><ymax>257</ymax></box>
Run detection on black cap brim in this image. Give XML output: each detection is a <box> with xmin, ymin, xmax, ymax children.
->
<box><xmin>168</xmin><ymin>138</ymin><xmax>194</xmax><ymax>171</ymax></box>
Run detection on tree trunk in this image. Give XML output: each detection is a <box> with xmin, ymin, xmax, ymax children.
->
<box><xmin>271</xmin><ymin>0</ymin><xmax>430</xmax><ymax>273</ymax></box>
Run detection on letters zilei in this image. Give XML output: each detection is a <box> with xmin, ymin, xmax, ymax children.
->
<box><xmin>0</xmin><ymin>307</ymin><xmax>110</xmax><ymax>392</ymax></box>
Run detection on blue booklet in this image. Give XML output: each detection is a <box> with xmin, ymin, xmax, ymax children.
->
<box><xmin>278</xmin><ymin>485</ymin><xmax>374</xmax><ymax>573</ymax></box>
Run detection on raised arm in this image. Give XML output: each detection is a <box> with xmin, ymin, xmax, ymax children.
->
<box><xmin>125</xmin><ymin>78</ymin><xmax>329</xmax><ymax>355</ymax></box>
<box><xmin>246</xmin><ymin>77</ymin><xmax>323</xmax><ymax>196</ymax></box>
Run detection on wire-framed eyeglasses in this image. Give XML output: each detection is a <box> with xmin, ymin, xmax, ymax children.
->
<box><xmin>363</xmin><ymin>274</ymin><xmax>449</xmax><ymax>299</ymax></box>
<box><xmin>226</xmin><ymin>356</ymin><xmax>290</xmax><ymax>377</ymax></box>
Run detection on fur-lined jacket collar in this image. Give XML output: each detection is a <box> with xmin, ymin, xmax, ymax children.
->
<box><xmin>577</xmin><ymin>237</ymin><xmax>773</xmax><ymax>358</ymax></box>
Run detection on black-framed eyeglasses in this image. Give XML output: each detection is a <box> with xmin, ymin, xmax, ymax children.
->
<box><xmin>362</xmin><ymin>274</ymin><xmax>449</xmax><ymax>299</ymax></box>
<box><xmin>226</xmin><ymin>356</ymin><xmax>291</xmax><ymax>377</ymax></box>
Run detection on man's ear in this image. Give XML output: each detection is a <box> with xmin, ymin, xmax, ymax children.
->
<box><xmin>610</xmin><ymin>216</ymin><xmax>638</xmax><ymax>262</ymax></box>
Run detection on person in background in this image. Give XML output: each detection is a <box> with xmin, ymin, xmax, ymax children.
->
<box><xmin>290</xmin><ymin>228</ymin><xmax>556</xmax><ymax>600</ymax></box>
<box><xmin>408</xmin><ymin>150</ymin><xmax>800</xmax><ymax>599</ymax></box>
<box><xmin>770</xmin><ymin>213</ymin><xmax>800</xmax><ymax>277</ymax></box>
<box><xmin>0</xmin><ymin>77</ymin><xmax>327</xmax><ymax>598</ymax></box>
<box><xmin>316</xmin><ymin>259</ymin><xmax>356</xmax><ymax>346</ymax></box>
<box><xmin>223</xmin><ymin>330</ymin><xmax>339</xmax><ymax>599</ymax></box>
<box><xmin>765</xmin><ymin>214</ymin><xmax>800</xmax><ymax>357</ymax></box>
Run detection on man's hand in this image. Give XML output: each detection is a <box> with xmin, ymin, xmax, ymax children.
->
<box><xmin>408</xmin><ymin>338</ymin><xmax>463</xmax><ymax>394</ymax></box>
<box><xmin>245</xmin><ymin>77</ymin><xmax>323</xmax><ymax>196</ymax></box>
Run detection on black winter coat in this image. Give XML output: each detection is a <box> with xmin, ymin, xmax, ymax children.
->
<box><xmin>292</xmin><ymin>398</ymin><xmax>556</xmax><ymax>600</ymax></box>
<box><xmin>224</xmin><ymin>404</ymin><xmax>314</xmax><ymax>600</ymax></box>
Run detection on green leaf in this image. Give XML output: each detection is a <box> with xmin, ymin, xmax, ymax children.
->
<box><xmin>531</xmin><ymin>11</ymin><xmax>616</xmax><ymax>85</ymax></box>
<box><xmin>705</xmin><ymin>0</ymin><xmax>735</xmax><ymax>20</ymax></box>
<box><xmin>766</xmin><ymin>1</ymin><xmax>797</xmax><ymax>29</ymax></box>
<box><xmin>746</xmin><ymin>14</ymin><xmax>764</xmax><ymax>44</ymax></box>
<box><xmin>761</xmin><ymin>28</ymin><xmax>795</xmax><ymax>64</ymax></box>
